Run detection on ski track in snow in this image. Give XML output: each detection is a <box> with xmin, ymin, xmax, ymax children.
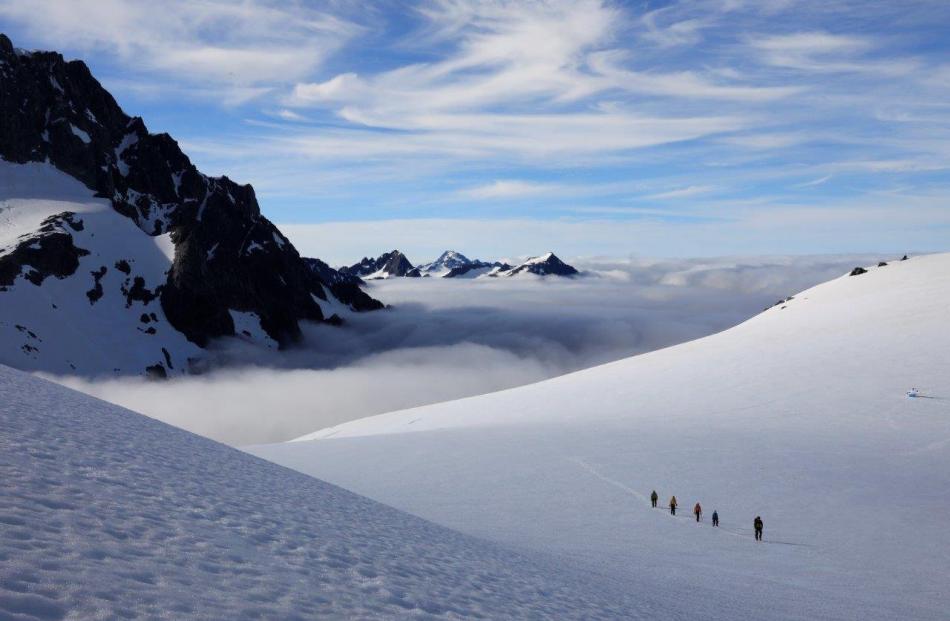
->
<box><xmin>568</xmin><ymin>456</ymin><xmax>650</xmax><ymax>504</ymax></box>
<box><xmin>569</xmin><ymin>457</ymin><xmax>813</xmax><ymax>547</ymax></box>
<box><xmin>0</xmin><ymin>365</ymin><xmax>651</xmax><ymax>620</ymax></box>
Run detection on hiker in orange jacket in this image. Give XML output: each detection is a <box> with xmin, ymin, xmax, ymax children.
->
<box><xmin>669</xmin><ymin>496</ymin><xmax>678</xmax><ymax>515</ymax></box>
<box><xmin>694</xmin><ymin>502</ymin><xmax>702</xmax><ymax>522</ymax></box>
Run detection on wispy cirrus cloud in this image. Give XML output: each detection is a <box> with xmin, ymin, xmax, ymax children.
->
<box><xmin>749</xmin><ymin>31</ymin><xmax>919</xmax><ymax>75</ymax></box>
<box><xmin>0</xmin><ymin>0</ymin><xmax>363</xmax><ymax>100</ymax></box>
<box><xmin>460</xmin><ymin>180</ymin><xmax>561</xmax><ymax>200</ymax></box>
<box><xmin>646</xmin><ymin>185</ymin><xmax>718</xmax><ymax>200</ymax></box>
<box><xmin>1</xmin><ymin>0</ymin><xmax>948</xmax><ymax>256</ymax></box>
<box><xmin>281</xmin><ymin>0</ymin><xmax>780</xmax><ymax>163</ymax></box>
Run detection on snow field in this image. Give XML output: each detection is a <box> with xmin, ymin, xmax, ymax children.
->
<box><xmin>0</xmin><ymin>364</ymin><xmax>651</xmax><ymax>620</ymax></box>
<box><xmin>254</xmin><ymin>253</ymin><xmax>950</xmax><ymax>620</ymax></box>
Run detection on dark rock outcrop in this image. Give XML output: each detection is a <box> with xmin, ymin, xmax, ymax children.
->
<box><xmin>444</xmin><ymin>260</ymin><xmax>510</xmax><ymax>278</ymax></box>
<box><xmin>849</xmin><ymin>267</ymin><xmax>868</xmax><ymax>276</ymax></box>
<box><xmin>0</xmin><ymin>34</ymin><xmax>381</xmax><ymax>347</ymax></box>
<box><xmin>0</xmin><ymin>213</ymin><xmax>90</xmax><ymax>287</ymax></box>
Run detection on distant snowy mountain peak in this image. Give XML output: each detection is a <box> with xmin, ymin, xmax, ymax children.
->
<box><xmin>342</xmin><ymin>249</ymin><xmax>580</xmax><ymax>279</ymax></box>
<box><xmin>0</xmin><ymin>34</ymin><xmax>382</xmax><ymax>377</ymax></box>
<box><xmin>410</xmin><ymin>250</ymin><xmax>472</xmax><ymax>277</ymax></box>
<box><xmin>493</xmin><ymin>252</ymin><xmax>579</xmax><ymax>278</ymax></box>
<box><xmin>341</xmin><ymin>250</ymin><xmax>415</xmax><ymax>280</ymax></box>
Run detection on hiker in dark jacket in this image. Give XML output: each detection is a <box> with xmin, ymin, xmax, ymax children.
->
<box><xmin>669</xmin><ymin>496</ymin><xmax>678</xmax><ymax>515</ymax></box>
<box><xmin>754</xmin><ymin>516</ymin><xmax>764</xmax><ymax>541</ymax></box>
<box><xmin>712</xmin><ymin>511</ymin><xmax>719</xmax><ymax>527</ymax></box>
<box><xmin>693</xmin><ymin>502</ymin><xmax>702</xmax><ymax>522</ymax></box>
<box><xmin>650</xmin><ymin>490</ymin><xmax>658</xmax><ymax>508</ymax></box>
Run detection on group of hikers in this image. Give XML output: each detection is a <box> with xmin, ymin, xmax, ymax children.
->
<box><xmin>650</xmin><ymin>490</ymin><xmax>764</xmax><ymax>541</ymax></box>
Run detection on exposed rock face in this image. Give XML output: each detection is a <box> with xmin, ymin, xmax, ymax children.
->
<box><xmin>0</xmin><ymin>34</ymin><xmax>381</xmax><ymax>348</ymax></box>
<box><xmin>443</xmin><ymin>260</ymin><xmax>510</xmax><ymax>278</ymax></box>
<box><xmin>850</xmin><ymin>267</ymin><xmax>868</xmax><ymax>276</ymax></box>
<box><xmin>342</xmin><ymin>250</ymin><xmax>415</xmax><ymax>279</ymax></box>
<box><xmin>0</xmin><ymin>213</ymin><xmax>89</xmax><ymax>288</ymax></box>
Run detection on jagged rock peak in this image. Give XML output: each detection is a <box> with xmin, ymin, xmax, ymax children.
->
<box><xmin>342</xmin><ymin>250</ymin><xmax>415</xmax><ymax>279</ymax></box>
<box><xmin>497</xmin><ymin>252</ymin><xmax>579</xmax><ymax>277</ymax></box>
<box><xmin>0</xmin><ymin>34</ymin><xmax>382</xmax><ymax>357</ymax></box>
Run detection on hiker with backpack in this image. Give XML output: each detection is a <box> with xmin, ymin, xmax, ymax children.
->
<box><xmin>754</xmin><ymin>516</ymin><xmax>764</xmax><ymax>541</ymax></box>
<box><xmin>693</xmin><ymin>502</ymin><xmax>702</xmax><ymax>522</ymax></box>
<box><xmin>650</xmin><ymin>490</ymin><xmax>658</xmax><ymax>508</ymax></box>
<box><xmin>669</xmin><ymin>496</ymin><xmax>678</xmax><ymax>515</ymax></box>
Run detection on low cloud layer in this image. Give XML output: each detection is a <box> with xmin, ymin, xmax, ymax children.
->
<box><xmin>53</xmin><ymin>255</ymin><xmax>884</xmax><ymax>445</ymax></box>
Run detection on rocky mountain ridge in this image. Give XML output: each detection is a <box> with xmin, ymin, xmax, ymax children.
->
<box><xmin>0</xmin><ymin>34</ymin><xmax>382</xmax><ymax>376</ymax></box>
<box><xmin>342</xmin><ymin>249</ymin><xmax>578</xmax><ymax>280</ymax></box>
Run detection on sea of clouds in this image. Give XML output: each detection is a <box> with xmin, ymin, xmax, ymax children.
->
<box><xmin>53</xmin><ymin>254</ymin><xmax>884</xmax><ymax>445</ymax></box>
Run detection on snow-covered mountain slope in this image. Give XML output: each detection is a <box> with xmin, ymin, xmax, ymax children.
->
<box><xmin>0</xmin><ymin>160</ymin><xmax>375</xmax><ymax>376</ymax></box>
<box><xmin>0</xmin><ymin>363</ymin><xmax>647</xmax><ymax>620</ymax></box>
<box><xmin>252</xmin><ymin>253</ymin><xmax>950</xmax><ymax>620</ymax></box>
<box><xmin>0</xmin><ymin>160</ymin><xmax>203</xmax><ymax>375</ymax></box>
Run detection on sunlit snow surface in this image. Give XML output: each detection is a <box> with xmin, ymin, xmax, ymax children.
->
<box><xmin>254</xmin><ymin>253</ymin><xmax>950</xmax><ymax>620</ymax></box>
<box><xmin>0</xmin><ymin>366</ymin><xmax>646</xmax><ymax>620</ymax></box>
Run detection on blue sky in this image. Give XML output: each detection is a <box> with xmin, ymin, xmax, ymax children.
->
<box><xmin>1</xmin><ymin>0</ymin><xmax>949</xmax><ymax>263</ymax></box>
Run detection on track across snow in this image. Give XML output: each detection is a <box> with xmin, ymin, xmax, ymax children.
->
<box><xmin>254</xmin><ymin>253</ymin><xmax>950</xmax><ymax>620</ymax></box>
<box><xmin>0</xmin><ymin>365</ymin><xmax>650</xmax><ymax>620</ymax></box>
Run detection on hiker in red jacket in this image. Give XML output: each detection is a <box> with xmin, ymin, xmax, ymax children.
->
<box><xmin>693</xmin><ymin>502</ymin><xmax>702</xmax><ymax>522</ymax></box>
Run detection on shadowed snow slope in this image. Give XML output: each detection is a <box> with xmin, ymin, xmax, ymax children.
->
<box><xmin>252</xmin><ymin>253</ymin><xmax>950</xmax><ymax>620</ymax></box>
<box><xmin>0</xmin><ymin>365</ymin><xmax>652</xmax><ymax>620</ymax></box>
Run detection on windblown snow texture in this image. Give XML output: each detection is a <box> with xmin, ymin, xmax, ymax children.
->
<box><xmin>255</xmin><ymin>253</ymin><xmax>950</xmax><ymax>621</ymax></box>
<box><xmin>0</xmin><ymin>363</ymin><xmax>645</xmax><ymax>620</ymax></box>
<box><xmin>0</xmin><ymin>34</ymin><xmax>381</xmax><ymax>375</ymax></box>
